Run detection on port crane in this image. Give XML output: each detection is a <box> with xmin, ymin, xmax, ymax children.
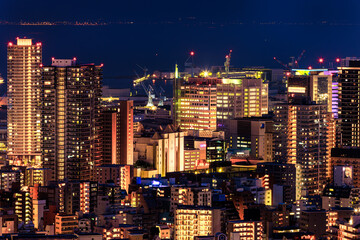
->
<box><xmin>273</xmin><ymin>50</ymin><xmax>306</xmax><ymax>70</ymax></box>
<box><xmin>141</xmin><ymin>82</ymin><xmax>155</xmax><ymax>108</ymax></box>
<box><xmin>157</xmin><ymin>86</ymin><xmax>166</xmax><ymax>106</ymax></box>
<box><xmin>133</xmin><ymin>65</ymin><xmax>151</xmax><ymax>86</ymax></box>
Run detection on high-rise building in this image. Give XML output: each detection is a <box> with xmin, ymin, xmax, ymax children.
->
<box><xmin>119</xmin><ymin>100</ymin><xmax>134</xmax><ymax>165</ymax></box>
<box><xmin>101</xmin><ymin>100</ymin><xmax>133</xmax><ymax>165</ymax></box>
<box><xmin>274</xmin><ymin>103</ymin><xmax>328</xmax><ymax>199</ymax></box>
<box><xmin>175</xmin><ymin>77</ymin><xmax>268</xmax><ymax>135</ymax></box>
<box><xmin>338</xmin><ymin>60</ymin><xmax>360</xmax><ymax>147</ymax></box>
<box><xmin>216</xmin><ymin>78</ymin><xmax>268</xmax><ymax>128</ymax></box>
<box><xmin>288</xmin><ymin>70</ymin><xmax>335</xmax><ymax>111</ymax></box>
<box><xmin>176</xmin><ymin>78</ymin><xmax>218</xmax><ymax>133</ymax></box>
<box><xmin>102</xmin><ymin>108</ymin><xmax>120</xmax><ymax>165</ymax></box>
<box><xmin>41</xmin><ymin>59</ymin><xmax>102</xmax><ymax>181</ymax></box>
<box><xmin>7</xmin><ymin>38</ymin><xmax>42</xmax><ymax>166</ymax></box>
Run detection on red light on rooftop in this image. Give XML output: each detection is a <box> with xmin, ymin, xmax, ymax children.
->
<box><xmin>51</xmin><ymin>57</ymin><xmax>55</xmax><ymax>61</ymax></box>
<box><xmin>286</xmin><ymin>72</ymin><xmax>291</xmax><ymax>76</ymax></box>
<box><xmin>336</xmin><ymin>58</ymin><xmax>341</xmax><ymax>63</ymax></box>
<box><xmin>190</xmin><ymin>51</ymin><xmax>195</xmax><ymax>56</ymax></box>
<box><xmin>318</xmin><ymin>58</ymin><xmax>324</xmax><ymax>63</ymax></box>
<box><xmin>308</xmin><ymin>66</ymin><xmax>312</xmax><ymax>70</ymax></box>
<box><xmin>230</xmin><ymin>50</ymin><xmax>232</xmax><ymax>52</ymax></box>
<box><xmin>73</xmin><ymin>57</ymin><xmax>77</xmax><ymax>61</ymax></box>
<box><xmin>100</xmin><ymin>63</ymin><xmax>104</xmax><ymax>67</ymax></box>
<box><xmin>36</xmin><ymin>42</ymin><xmax>42</xmax><ymax>46</ymax></box>
<box><xmin>40</xmin><ymin>64</ymin><xmax>43</xmax><ymax>67</ymax></box>
<box><xmin>8</xmin><ymin>42</ymin><xmax>13</xmax><ymax>46</ymax></box>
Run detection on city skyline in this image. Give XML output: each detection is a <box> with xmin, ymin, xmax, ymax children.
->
<box><xmin>2</xmin><ymin>1</ymin><xmax>360</xmax><ymax>240</ymax></box>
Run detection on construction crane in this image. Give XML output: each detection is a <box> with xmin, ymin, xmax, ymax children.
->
<box><xmin>224</xmin><ymin>50</ymin><xmax>232</xmax><ymax>76</ymax></box>
<box><xmin>273</xmin><ymin>50</ymin><xmax>306</xmax><ymax>70</ymax></box>
<box><xmin>133</xmin><ymin>65</ymin><xmax>151</xmax><ymax>86</ymax></box>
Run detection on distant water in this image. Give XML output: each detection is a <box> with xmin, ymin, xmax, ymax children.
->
<box><xmin>1</xmin><ymin>23</ymin><xmax>360</xmax><ymax>91</ymax></box>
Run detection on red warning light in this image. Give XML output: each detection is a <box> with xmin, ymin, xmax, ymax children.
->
<box><xmin>73</xmin><ymin>57</ymin><xmax>77</xmax><ymax>61</ymax></box>
<box><xmin>8</xmin><ymin>42</ymin><xmax>13</xmax><ymax>46</ymax></box>
<box><xmin>319</xmin><ymin>58</ymin><xmax>324</xmax><ymax>63</ymax></box>
<box><xmin>40</xmin><ymin>64</ymin><xmax>43</xmax><ymax>68</ymax></box>
<box><xmin>336</xmin><ymin>58</ymin><xmax>341</xmax><ymax>63</ymax></box>
<box><xmin>190</xmin><ymin>51</ymin><xmax>195</xmax><ymax>56</ymax></box>
<box><xmin>286</xmin><ymin>72</ymin><xmax>291</xmax><ymax>76</ymax></box>
<box><xmin>308</xmin><ymin>66</ymin><xmax>312</xmax><ymax>70</ymax></box>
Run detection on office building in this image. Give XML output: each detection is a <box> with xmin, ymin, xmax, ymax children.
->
<box><xmin>184</xmin><ymin>148</ymin><xmax>201</xmax><ymax>171</ymax></box>
<box><xmin>216</xmin><ymin>78</ymin><xmax>268</xmax><ymax>129</ymax></box>
<box><xmin>229</xmin><ymin>118</ymin><xmax>273</xmax><ymax>161</ymax></box>
<box><xmin>41</xmin><ymin>59</ymin><xmax>102</xmax><ymax>181</ymax></box>
<box><xmin>274</xmin><ymin>103</ymin><xmax>328</xmax><ymax>199</ymax></box>
<box><xmin>288</xmin><ymin>70</ymin><xmax>335</xmax><ymax>112</ymax></box>
<box><xmin>176</xmin><ymin>78</ymin><xmax>218</xmax><ymax>133</ymax></box>
<box><xmin>7</xmin><ymin>38</ymin><xmax>42</xmax><ymax>166</ymax></box>
<box><xmin>175</xmin><ymin>77</ymin><xmax>268</xmax><ymax>135</ymax></box>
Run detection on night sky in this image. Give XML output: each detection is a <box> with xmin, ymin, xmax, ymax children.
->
<box><xmin>1</xmin><ymin>0</ymin><xmax>360</xmax><ymax>88</ymax></box>
<box><xmin>1</xmin><ymin>0</ymin><xmax>360</xmax><ymax>24</ymax></box>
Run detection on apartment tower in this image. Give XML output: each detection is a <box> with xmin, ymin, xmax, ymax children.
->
<box><xmin>41</xmin><ymin>59</ymin><xmax>102</xmax><ymax>181</ymax></box>
<box><xmin>7</xmin><ymin>38</ymin><xmax>42</xmax><ymax>166</ymax></box>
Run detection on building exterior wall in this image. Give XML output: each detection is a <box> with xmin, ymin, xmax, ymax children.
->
<box><xmin>7</xmin><ymin>38</ymin><xmax>42</xmax><ymax>166</ymax></box>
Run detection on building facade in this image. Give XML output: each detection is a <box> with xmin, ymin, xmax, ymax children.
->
<box><xmin>41</xmin><ymin>59</ymin><xmax>102</xmax><ymax>181</ymax></box>
<box><xmin>274</xmin><ymin>103</ymin><xmax>328</xmax><ymax>199</ymax></box>
<box><xmin>7</xmin><ymin>38</ymin><xmax>42</xmax><ymax>166</ymax></box>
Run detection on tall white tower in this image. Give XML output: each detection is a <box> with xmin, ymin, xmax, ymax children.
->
<box><xmin>7</xmin><ymin>38</ymin><xmax>42</xmax><ymax>166</ymax></box>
